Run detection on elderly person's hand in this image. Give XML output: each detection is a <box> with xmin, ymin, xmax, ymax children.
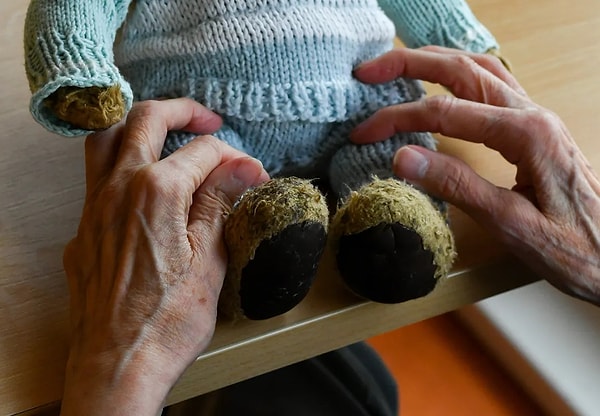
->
<box><xmin>60</xmin><ymin>98</ymin><xmax>269</xmax><ymax>416</ymax></box>
<box><xmin>352</xmin><ymin>46</ymin><xmax>600</xmax><ymax>305</ymax></box>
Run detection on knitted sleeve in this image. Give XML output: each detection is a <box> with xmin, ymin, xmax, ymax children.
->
<box><xmin>24</xmin><ymin>0</ymin><xmax>134</xmax><ymax>137</ymax></box>
<box><xmin>376</xmin><ymin>0</ymin><xmax>498</xmax><ymax>52</ymax></box>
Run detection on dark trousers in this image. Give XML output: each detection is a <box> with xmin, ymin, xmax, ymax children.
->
<box><xmin>165</xmin><ymin>341</ymin><xmax>398</xmax><ymax>415</ymax></box>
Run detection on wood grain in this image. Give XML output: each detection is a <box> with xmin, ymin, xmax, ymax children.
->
<box><xmin>2</xmin><ymin>0</ymin><xmax>598</xmax><ymax>414</ymax></box>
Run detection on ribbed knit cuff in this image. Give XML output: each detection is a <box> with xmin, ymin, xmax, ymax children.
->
<box><xmin>24</xmin><ymin>1</ymin><xmax>133</xmax><ymax>137</ymax></box>
<box><xmin>26</xmin><ymin>34</ymin><xmax>133</xmax><ymax>136</ymax></box>
<box><xmin>379</xmin><ymin>0</ymin><xmax>498</xmax><ymax>52</ymax></box>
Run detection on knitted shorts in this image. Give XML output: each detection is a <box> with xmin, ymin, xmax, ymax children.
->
<box><xmin>162</xmin><ymin>115</ymin><xmax>435</xmax><ymax>198</ymax></box>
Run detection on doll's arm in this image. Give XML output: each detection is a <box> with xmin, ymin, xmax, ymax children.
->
<box><xmin>377</xmin><ymin>0</ymin><xmax>498</xmax><ymax>53</ymax></box>
<box><xmin>24</xmin><ymin>0</ymin><xmax>134</xmax><ymax>137</ymax></box>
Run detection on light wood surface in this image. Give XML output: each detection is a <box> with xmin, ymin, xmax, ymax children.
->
<box><xmin>1</xmin><ymin>0</ymin><xmax>598</xmax><ymax>414</ymax></box>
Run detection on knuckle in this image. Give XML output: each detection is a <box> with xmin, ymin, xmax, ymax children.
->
<box><xmin>424</xmin><ymin>95</ymin><xmax>456</xmax><ymax>118</ymax></box>
<box><xmin>480</xmin><ymin>52</ymin><xmax>503</xmax><ymax>69</ymax></box>
<box><xmin>129</xmin><ymin>100</ymin><xmax>161</xmax><ymax>119</ymax></box>
<box><xmin>450</xmin><ymin>54</ymin><xmax>478</xmax><ymax>71</ymax></box>
<box><xmin>127</xmin><ymin>101</ymin><xmax>165</xmax><ymax>142</ymax></box>
<box><xmin>487</xmin><ymin>57</ymin><xmax>507</xmax><ymax>76</ymax></box>
<box><xmin>133</xmin><ymin>165</ymin><xmax>172</xmax><ymax>195</ymax></box>
<box><xmin>432</xmin><ymin>158</ymin><xmax>482</xmax><ymax>210</ymax></box>
<box><xmin>188</xmin><ymin>195</ymin><xmax>231</xmax><ymax>248</ymax></box>
<box><xmin>447</xmin><ymin>55</ymin><xmax>491</xmax><ymax>96</ymax></box>
<box><xmin>195</xmin><ymin>134</ymin><xmax>223</xmax><ymax>153</ymax></box>
<box><xmin>519</xmin><ymin>108</ymin><xmax>566</xmax><ymax>150</ymax></box>
<box><xmin>423</xmin><ymin>95</ymin><xmax>457</xmax><ymax>133</ymax></box>
<box><xmin>120</xmin><ymin>166</ymin><xmax>176</xmax><ymax>208</ymax></box>
<box><xmin>179</xmin><ymin>134</ymin><xmax>226</xmax><ymax>166</ymax></box>
<box><xmin>202</xmin><ymin>187</ymin><xmax>236</xmax><ymax>215</ymax></box>
<box><xmin>136</xmin><ymin>164</ymin><xmax>163</xmax><ymax>185</ymax></box>
<box><xmin>525</xmin><ymin>108</ymin><xmax>562</xmax><ymax>133</ymax></box>
<box><xmin>439</xmin><ymin>166</ymin><xmax>466</xmax><ymax>202</ymax></box>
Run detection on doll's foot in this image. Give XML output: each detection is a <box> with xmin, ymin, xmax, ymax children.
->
<box><xmin>46</xmin><ymin>85</ymin><xmax>126</xmax><ymax>130</ymax></box>
<box><xmin>331</xmin><ymin>178</ymin><xmax>456</xmax><ymax>303</ymax></box>
<box><xmin>337</xmin><ymin>222</ymin><xmax>437</xmax><ymax>303</ymax></box>
<box><xmin>237</xmin><ymin>221</ymin><xmax>326</xmax><ymax>319</ymax></box>
<box><xmin>222</xmin><ymin>177</ymin><xmax>329</xmax><ymax>320</ymax></box>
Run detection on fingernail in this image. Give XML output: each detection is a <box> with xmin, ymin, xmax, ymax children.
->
<box><xmin>350</xmin><ymin>121</ymin><xmax>367</xmax><ymax>141</ymax></box>
<box><xmin>353</xmin><ymin>61</ymin><xmax>376</xmax><ymax>79</ymax></box>
<box><xmin>232</xmin><ymin>157</ymin><xmax>269</xmax><ymax>189</ymax></box>
<box><xmin>395</xmin><ymin>146</ymin><xmax>429</xmax><ymax>180</ymax></box>
<box><xmin>354</xmin><ymin>60</ymin><xmax>372</xmax><ymax>72</ymax></box>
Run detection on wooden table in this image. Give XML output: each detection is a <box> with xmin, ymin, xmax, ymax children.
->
<box><xmin>2</xmin><ymin>0</ymin><xmax>598</xmax><ymax>414</ymax></box>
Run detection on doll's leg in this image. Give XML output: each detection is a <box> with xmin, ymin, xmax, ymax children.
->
<box><xmin>217</xmin><ymin>119</ymin><xmax>331</xmax><ymax>320</ymax></box>
<box><xmin>328</xmin><ymin>133</ymin><xmax>455</xmax><ymax>304</ymax></box>
<box><xmin>222</xmin><ymin>177</ymin><xmax>329</xmax><ymax>320</ymax></box>
<box><xmin>329</xmin><ymin>131</ymin><xmax>436</xmax><ymax>197</ymax></box>
<box><xmin>161</xmin><ymin>124</ymin><xmax>248</xmax><ymax>158</ymax></box>
<box><xmin>160</xmin><ymin>124</ymin><xmax>328</xmax><ymax>320</ymax></box>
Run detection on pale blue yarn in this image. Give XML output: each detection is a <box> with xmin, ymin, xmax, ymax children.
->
<box><xmin>24</xmin><ymin>0</ymin><xmax>133</xmax><ymax>137</ymax></box>
<box><xmin>24</xmin><ymin>0</ymin><xmax>498</xmax><ymax>195</ymax></box>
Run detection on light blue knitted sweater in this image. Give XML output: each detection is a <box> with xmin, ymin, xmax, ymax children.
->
<box><xmin>24</xmin><ymin>0</ymin><xmax>498</xmax><ymax>194</ymax></box>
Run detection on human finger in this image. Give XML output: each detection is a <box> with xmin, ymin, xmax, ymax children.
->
<box><xmin>157</xmin><ymin>135</ymin><xmax>258</xmax><ymax>197</ymax></box>
<box><xmin>116</xmin><ymin>98</ymin><xmax>223</xmax><ymax>168</ymax></box>
<box><xmin>187</xmin><ymin>156</ymin><xmax>269</xmax><ymax>259</ymax></box>
<box><xmin>83</xmin><ymin>122</ymin><xmax>126</xmax><ymax>192</ymax></box>
<box><xmin>351</xmin><ymin>96</ymin><xmax>532</xmax><ymax>165</ymax></box>
<box><xmin>393</xmin><ymin>145</ymin><xmax>534</xmax><ymax>229</ymax></box>
<box><xmin>353</xmin><ymin>47</ymin><xmax>528</xmax><ymax>107</ymax></box>
<box><xmin>132</xmin><ymin>136</ymin><xmax>267</xmax><ymax>237</ymax></box>
<box><xmin>419</xmin><ymin>45</ymin><xmax>525</xmax><ymax>94</ymax></box>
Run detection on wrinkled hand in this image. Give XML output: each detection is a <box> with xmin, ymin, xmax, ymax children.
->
<box><xmin>61</xmin><ymin>98</ymin><xmax>269</xmax><ymax>416</ymax></box>
<box><xmin>352</xmin><ymin>46</ymin><xmax>600</xmax><ymax>305</ymax></box>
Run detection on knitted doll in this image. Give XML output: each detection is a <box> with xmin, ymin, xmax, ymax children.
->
<box><xmin>25</xmin><ymin>0</ymin><xmax>503</xmax><ymax>320</ymax></box>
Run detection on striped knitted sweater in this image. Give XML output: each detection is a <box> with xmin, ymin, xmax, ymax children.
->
<box><xmin>24</xmin><ymin>0</ymin><xmax>498</xmax><ymax>138</ymax></box>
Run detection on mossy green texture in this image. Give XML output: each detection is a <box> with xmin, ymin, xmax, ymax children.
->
<box><xmin>220</xmin><ymin>177</ymin><xmax>329</xmax><ymax>318</ymax></box>
<box><xmin>331</xmin><ymin>178</ymin><xmax>456</xmax><ymax>280</ymax></box>
<box><xmin>46</xmin><ymin>85</ymin><xmax>125</xmax><ymax>130</ymax></box>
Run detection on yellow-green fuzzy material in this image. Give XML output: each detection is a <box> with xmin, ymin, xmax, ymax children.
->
<box><xmin>46</xmin><ymin>85</ymin><xmax>126</xmax><ymax>130</ymax></box>
<box><xmin>220</xmin><ymin>177</ymin><xmax>329</xmax><ymax>319</ymax></box>
<box><xmin>331</xmin><ymin>178</ymin><xmax>456</xmax><ymax>280</ymax></box>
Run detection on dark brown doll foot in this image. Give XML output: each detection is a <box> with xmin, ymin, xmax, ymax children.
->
<box><xmin>337</xmin><ymin>223</ymin><xmax>436</xmax><ymax>303</ymax></box>
<box><xmin>331</xmin><ymin>178</ymin><xmax>456</xmax><ymax>304</ymax></box>
<box><xmin>221</xmin><ymin>177</ymin><xmax>329</xmax><ymax>320</ymax></box>
<box><xmin>240</xmin><ymin>221</ymin><xmax>326</xmax><ymax>319</ymax></box>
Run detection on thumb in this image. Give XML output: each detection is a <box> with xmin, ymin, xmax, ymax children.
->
<box><xmin>189</xmin><ymin>157</ymin><xmax>269</xmax><ymax>238</ymax></box>
<box><xmin>393</xmin><ymin>146</ymin><xmax>502</xmax><ymax>222</ymax></box>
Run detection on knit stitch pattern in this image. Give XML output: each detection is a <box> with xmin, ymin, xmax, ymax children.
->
<box><xmin>24</xmin><ymin>1</ymin><xmax>133</xmax><ymax>136</ymax></box>
<box><xmin>24</xmin><ymin>0</ymin><xmax>498</xmax><ymax>135</ymax></box>
<box><xmin>24</xmin><ymin>0</ymin><xmax>498</xmax><ymax>194</ymax></box>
